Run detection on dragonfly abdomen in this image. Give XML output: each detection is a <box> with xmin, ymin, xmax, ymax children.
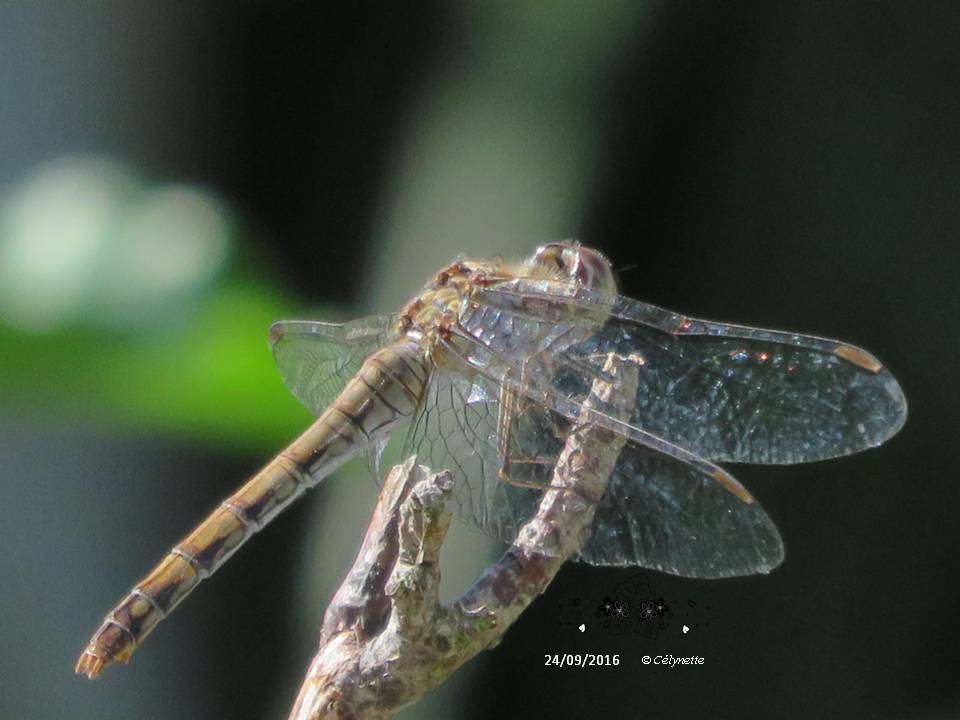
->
<box><xmin>76</xmin><ymin>339</ymin><xmax>429</xmax><ymax>678</ymax></box>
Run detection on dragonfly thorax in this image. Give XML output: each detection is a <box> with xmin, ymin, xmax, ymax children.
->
<box><xmin>398</xmin><ymin>258</ymin><xmax>499</xmax><ymax>338</ymax></box>
<box><xmin>398</xmin><ymin>243</ymin><xmax>618</xmax><ymax>340</ymax></box>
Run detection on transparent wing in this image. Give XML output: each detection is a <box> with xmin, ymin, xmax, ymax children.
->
<box><xmin>469</xmin><ymin>280</ymin><xmax>907</xmax><ymax>464</ymax></box>
<box><xmin>578</xmin><ymin>441</ymin><xmax>782</xmax><ymax>575</ymax></box>
<box><xmin>269</xmin><ymin>315</ymin><xmax>398</xmax><ymax>416</ymax></box>
<box><xmin>424</xmin><ymin>332</ymin><xmax>783</xmax><ymax>576</ymax></box>
<box><xmin>401</xmin><ymin>366</ymin><xmax>546</xmax><ymax>545</ymax></box>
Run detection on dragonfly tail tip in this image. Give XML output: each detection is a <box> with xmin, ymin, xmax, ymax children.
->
<box><xmin>75</xmin><ymin>650</ymin><xmax>110</xmax><ymax>679</ymax></box>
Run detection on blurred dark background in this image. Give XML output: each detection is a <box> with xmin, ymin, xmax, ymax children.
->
<box><xmin>1</xmin><ymin>2</ymin><xmax>957</xmax><ymax>719</ymax></box>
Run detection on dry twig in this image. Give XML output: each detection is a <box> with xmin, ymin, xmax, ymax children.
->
<box><xmin>288</xmin><ymin>353</ymin><xmax>640</xmax><ymax>720</ymax></box>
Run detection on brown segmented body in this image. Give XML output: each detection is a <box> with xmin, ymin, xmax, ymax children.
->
<box><xmin>75</xmin><ymin>338</ymin><xmax>430</xmax><ymax>678</ymax></box>
<box><xmin>75</xmin><ymin>250</ymin><xmax>561</xmax><ymax>679</ymax></box>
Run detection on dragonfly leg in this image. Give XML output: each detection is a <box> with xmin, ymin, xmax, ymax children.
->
<box><xmin>498</xmin><ymin>459</ymin><xmax>559</xmax><ymax>491</ymax></box>
<box><xmin>496</xmin><ymin>367</ymin><xmax>518</xmax><ymax>481</ymax></box>
<box><xmin>496</xmin><ymin>369</ymin><xmax>592</xmax><ymax>497</ymax></box>
<box><xmin>496</xmin><ymin>355</ymin><xmax>543</xmax><ymax>481</ymax></box>
<box><xmin>499</xmin><ymin>454</ymin><xmax>607</xmax><ymax>513</ymax></box>
<box><xmin>495</xmin><ymin>369</ymin><xmax>608</xmax><ymax>507</ymax></box>
<box><xmin>497</xmin><ymin>370</ymin><xmax>555</xmax><ymax>488</ymax></box>
<box><xmin>514</xmin><ymin>356</ymin><xmax>534</xmax><ymax>414</ymax></box>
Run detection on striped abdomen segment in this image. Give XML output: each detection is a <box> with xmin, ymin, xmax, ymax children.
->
<box><xmin>76</xmin><ymin>338</ymin><xmax>429</xmax><ymax>678</ymax></box>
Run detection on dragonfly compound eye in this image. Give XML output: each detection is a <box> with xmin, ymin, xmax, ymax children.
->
<box><xmin>532</xmin><ymin>243</ymin><xmax>567</xmax><ymax>271</ymax></box>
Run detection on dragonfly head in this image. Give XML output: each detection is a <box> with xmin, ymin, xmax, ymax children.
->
<box><xmin>530</xmin><ymin>242</ymin><xmax>618</xmax><ymax>295</ymax></box>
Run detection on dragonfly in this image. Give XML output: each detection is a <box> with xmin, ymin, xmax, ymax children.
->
<box><xmin>76</xmin><ymin>242</ymin><xmax>906</xmax><ymax>678</ymax></box>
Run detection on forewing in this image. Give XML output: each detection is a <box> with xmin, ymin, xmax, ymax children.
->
<box><xmin>436</xmin><ymin>330</ymin><xmax>782</xmax><ymax>576</ymax></box>
<box><xmin>269</xmin><ymin>315</ymin><xmax>398</xmax><ymax>416</ymax></box>
<box><xmin>474</xmin><ymin>281</ymin><xmax>906</xmax><ymax>464</ymax></box>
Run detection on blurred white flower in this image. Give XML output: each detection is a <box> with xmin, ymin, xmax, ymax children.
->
<box><xmin>0</xmin><ymin>156</ymin><xmax>232</xmax><ymax>332</ymax></box>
